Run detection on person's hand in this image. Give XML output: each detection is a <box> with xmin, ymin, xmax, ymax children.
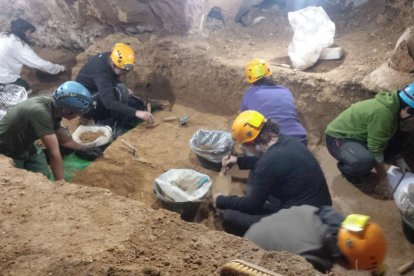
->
<box><xmin>135</xmin><ymin>111</ymin><xmax>154</xmax><ymax>124</ymax></box>
<box><xmin>61</xmin><ymin>65</ymin><xmax>66</xmax><ymax>72</ymax></box>
<box><xmin>128</xmin><ymin>88</ymin><xmax>133</xmax><ymax>96</ymax></box>
<box><xmin>397</xmin><ymin>158</ymin><xmax>411</xmax><ymax>174</ymax></box>
<box><xmin>75</xmin><ymin>147</ymin><xmax>103</xmax><ymax>161</ymax></box>
<box><xmin>374</xmin><ymin>177</ymin><xmax>393</xmax><ymax>200</ymax></box>
<box><xmin>212</xmin><ymin>193</ymin><xmax>223</xmax><ymax>209</ymax></box>
<box><xmin>222</xmin><ymin>155</ymin><xmax>237</xmax><ymax>170</ymax></box>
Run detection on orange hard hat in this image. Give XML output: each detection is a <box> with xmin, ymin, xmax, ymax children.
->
<box><xmin>110</xmin><ymin>43</ymin><xmax>135</xmax><ymax>71</ymax></box>
<box><xmin>231</xmin><ymin>110</ymin><xmax>266</xmax><ymax>144</ymax></box>
<box><xmin>245</xmin><ymin>59</ymin><xmax>272</xmax><ymax>83</ymax></box>
<box><xmin>338</xmin><ymin>217</ymin><xmax>387</xmax><ymax>273</ymax></box>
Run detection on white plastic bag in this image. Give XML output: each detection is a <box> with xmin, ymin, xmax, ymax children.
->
<box><xmin>155</xmin><ymin>169</ymin><xmax>212</xmax><ymax>202</ymax></box>
<box><xmin>72</xmin><ymin>125</ymin><xmax>113</xmax><ymax>147</ymax></box>
<box><xmin>0</xmin><ymin>84</ymin><xmax>28</xmax><ymax>120</ymax></box>
<box><xmin>189</xmin><ymin>129</ymin><xmax>234</xmax><ymax>163</ymax></box>
<box><xmin>288</xmin><ymin>6</ymin><xmax>335</xmax><ymax>70</ymax></box>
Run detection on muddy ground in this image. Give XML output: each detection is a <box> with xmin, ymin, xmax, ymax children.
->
<box><xmin>2</xmin><ymin>1</ymin><xmax>414</xmax><ymax>275</ymax></box>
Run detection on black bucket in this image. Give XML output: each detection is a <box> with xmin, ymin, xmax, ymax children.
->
<box><xmin>196</xmin><ymin>155</ymin><xmax>222</xmax><ymax>172</ymax></box>
<box><xmin>153</xmin><ymin>183</ymin><xmax>202</xmax><ymax>221</ymax></box>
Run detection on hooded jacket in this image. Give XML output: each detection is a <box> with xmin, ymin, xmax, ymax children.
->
<box><xmin>326</xmin><ymin>92</ymin><xmax>400</xmax><ymax>163</ymax></box>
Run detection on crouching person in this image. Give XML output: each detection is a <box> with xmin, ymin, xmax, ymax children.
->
<box><xmin>325</xmin><ymin>83</ymin><xmax>414</xmax><ymax>199</ymax></box>
<box><xmin>212</xmin><ymin>110</ymin><xmax>332</xmax><ymax>236</ymax></box>
<box><xmin>245</xmin><ymin>205</ymin><xmax>387</xmax><ymax>275</ymax></box>
<box><xmin>0</xmin><ymin>81</ymin><xmax>102</xmax><ymax>180</ymax></box>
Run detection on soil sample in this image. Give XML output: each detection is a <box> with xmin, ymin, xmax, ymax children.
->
<box><xmin>79</xmin><ymin>131</ymin><xmax>104</xmax><ymax>143</ymax></box>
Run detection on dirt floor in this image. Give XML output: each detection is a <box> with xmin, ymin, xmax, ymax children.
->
<box><xmin>2</xmin><ymin>1</ymin><xmax>414</xmax><ymax>275</ymax></box>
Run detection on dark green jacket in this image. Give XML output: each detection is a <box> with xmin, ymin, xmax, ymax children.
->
<box><xmin>326</xmin><ymin>92</ymin><xmax>400</xmax><ymax>163</ymax></box>
<box><xmin>0</xmin><ymin>97</ymin><xmax>58</xmax><ymax>158</ymax></box>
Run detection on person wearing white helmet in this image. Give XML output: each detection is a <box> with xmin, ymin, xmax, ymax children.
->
<box><xmin>0</xmin><ymin>81</ymin><xmax>101</xmax><ymax>180</ymax></box>
<box><xmin>0</xmin><ymin>18</ymin><xmax>66</xmax><ymax>94</ymax></box>
<box><xmin>326</xmin><ymin>83</ymin><xmax>414</xmax><ymax>199</ymax></box>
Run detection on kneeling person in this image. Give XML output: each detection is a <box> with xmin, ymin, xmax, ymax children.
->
<box><xmin>0</xmin><ymin>81</ymin><xmax>101</xmax><ymax>180</ymax></box>
<box><xmin>76</xmin><ymin>42</ymin><xmax>153</xmax><ymax>135</ymax></box>
<box><xmin>245</xmin><ymin>205</ymin><xmax>387</xmax><ymax>275</ymax></box>
<box><xmin>212</xmin><ymin>110</ymin><xmax>332</xmax><ymax>236</ymax></box>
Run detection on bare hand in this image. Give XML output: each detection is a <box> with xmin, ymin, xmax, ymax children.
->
<box><xmin>135</xmin><ymin>111</ymin><xmax>154</xmax><ymax>124</ymax></box>
<box><xmin>397</xmin><ymin>158</ymin><xmax>411</xmax><ymax>174</ymax></box>
<box><xmin>212</xmin><ymin>193</ymin><xmax>223</xmax><ymax>208</ymax></box>
<box><xmin>128</xmin><ymin>88</ymin><xmax>133</xmax><ymax>96</ymax></box>
<box><xmin>374</xmin><ymin>177</ymin><xmax>392</xmax><ymax>200</ymax></box>
<box><xmin>222</xmin><ymin>155</ymin><xmax>237</xmax><ymax>170</ymax></box>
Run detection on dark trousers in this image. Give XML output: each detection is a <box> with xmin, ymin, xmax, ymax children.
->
<box><xmin>325</xmin><ymin>134</ymin><xmax>376</xmax><ymax>179</ymax></box>
<box><xmin>84</xmin><ymin>83</ymin><xmax>143</xmax><ymax>133</ymax></box>
<box><xmin>222</xmin><ymin>173</ymin><xmax>281</xmax><ymax>236</ymax></box>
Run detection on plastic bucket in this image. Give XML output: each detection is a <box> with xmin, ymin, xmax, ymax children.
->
<box><xmin>401</xmin><ymin>213</ymin><xmax>414</xmax><ymax>244</ymax></box>
<box><xmin>153</xmin><ymin>182</ymin><xmax>201</xmax><ymax>221</ymax></box>
<box><xmin>189</xmin><ymin>129</ymin><xmax>233</xmax><ymax>172</ymax></box>
<box><xmin>196</xmin><ymin>155</ymin><xmax>222</xmax><ymax>171</ymax></box>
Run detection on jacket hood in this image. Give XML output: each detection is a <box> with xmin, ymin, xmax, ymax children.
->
<box><xmin>375</xmin><ymin>91</ymin><xmax>400</xmax><ymax>113</ymax></box>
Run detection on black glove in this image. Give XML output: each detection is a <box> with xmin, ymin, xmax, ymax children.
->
<box><xmin>75</xmin><ymin>147</ymin><xmax>103</xmax><ymax>161</ymax></box>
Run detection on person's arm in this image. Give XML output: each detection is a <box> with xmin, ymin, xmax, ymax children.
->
<box><xmin>216</xmin><ymin>174</ymin><xmax>272</xmax><ymax>212</ymax></box>
<box><xmin>237</xmin><ymin>155</ymin><xmax>259</xmax><ymax>170</ymax></box>
<box><xmin>14</xmin><ymin>43</ymin><xmax>65</xmax><ymax>74</ymax></box>
<box><xmin>216</xmin><ymin>159</ymin><xmax>273</xmax><ymax>212</ymax></box>
<box><xmin>55</xmin><ymin>127</ymin><xmax>83</xmax><ymax>150</ymax></box>
<box><xmin>366</xmin><ymin>112</ymin><xmax>395</xmax><ymax>164</ymax></box>
<box><xmin>41</xmin><ymin>133</ymin><xmax>64</xmax><ymax>180</ymax></box>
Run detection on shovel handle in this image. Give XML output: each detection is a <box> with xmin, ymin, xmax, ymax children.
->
<box><xmin>398</xmin><ymin>260</ymin><xmax>414</xmax><ymax>274</ymax></box>
<box><xmin>163</xmin><ymin>116</ymin><xmax>179</xmax><ymax>122</ymax></box>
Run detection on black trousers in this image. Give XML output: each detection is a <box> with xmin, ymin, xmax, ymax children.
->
<box><xmin>84</xmin><ymin>83</ymin><xmax>144</xmax><ymax>132</ymax></box>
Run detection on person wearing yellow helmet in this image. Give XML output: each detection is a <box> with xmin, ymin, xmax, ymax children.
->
<box><xmin>76</xmin><ymin>42</ymin><xmax>153</xmax><ymax>136</ymax></box>
<box><xmin>242</xmin><ymin>59</ymin><xmax>307</xmax><ymax>145</ymax></box>
<box><xmin>212</xmin><ymin>110</ymin><xmax>331</xmax><ymax>236</ymax></box>
<box><xmin>245</xmin><ymin>205</ymin><xmax>387</xmax><ymax>275</ymax></box>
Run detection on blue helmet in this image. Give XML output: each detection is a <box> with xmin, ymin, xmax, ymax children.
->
<box><xmin>399</xmin><ymin>83</ymin><xmax>414</xmax><ymax>109</ymax></box>
<box><xmin>53</xmin><ymin>81</ymin><xmax>92</xmax><ymax>113</ymax></box>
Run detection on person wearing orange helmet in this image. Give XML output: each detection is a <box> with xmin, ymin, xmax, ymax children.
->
<box><xmin>242</xmin><ymin>59</ymin><xmax>307</xmax><ymax>145</ymax></box>
<box><xmin>212</xmin><ymin>110</ymin><xmax>331</xmax><ymax>236</ymax></box>
<box><xmin>245</xmin><ymin>206</ymin><xmax>387</xmax><ymax>275</ymax></box>
<box><xmin>76</xmin><ymin>43</ymin><xmax>153</xmax><ymax>136</ymax></box>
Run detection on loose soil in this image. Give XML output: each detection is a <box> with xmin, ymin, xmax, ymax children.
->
<box><xmin>79</xmin><ymin>131</ymin><xmax>105</xmax><ymax>144</ymax></box>
<box><xmin>2</xmin><ymin>1</ymin><xmax>414</xmax><ymax>275</ymax></box>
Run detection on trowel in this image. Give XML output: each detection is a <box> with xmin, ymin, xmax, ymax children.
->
<box><xmin>163</xmin><ymin>115</ymin><xmax>190</xmax><ymax>125</ymax></box>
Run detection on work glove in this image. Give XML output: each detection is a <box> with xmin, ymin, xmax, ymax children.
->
<box><xmin>397</xmin><ymin>158</ymin><xmax>411</xmax><ymax>174</ymax></box>
<box><xmin>75</xmin><ymin>147</ymin><xmax>103</xmax><ymax>161</ymax></box>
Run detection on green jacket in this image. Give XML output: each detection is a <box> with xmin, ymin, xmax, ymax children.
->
<box><xmin>326</xmin><ymin>92</ymin><xmax>400</xmax><ymax>163</ymax></box>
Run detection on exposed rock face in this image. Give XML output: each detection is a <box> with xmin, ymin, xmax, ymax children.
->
<box><xmin>0</xmin><ymin>0</ymin><xmax>211</xmax><ymax>50</ymax></box>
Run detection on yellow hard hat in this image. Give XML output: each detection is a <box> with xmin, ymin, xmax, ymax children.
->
<box><xmin>338</xmin><ymin>215</ymin><xmax>387</xmax><ymax>273</ymax></box>
<box><xmin>232</xmin><ymin>110</ymin><xmax>266</xmax><ymax>144</ymax></box>
<box><xmin>110</xmin><ymin>43</ymin><xmax>135</xmax><ymax>71</ymax></box>
<box><xmin>245</xmin><ymin>59</ymin><xmax>272</xmax><ymax>83</ymax></box>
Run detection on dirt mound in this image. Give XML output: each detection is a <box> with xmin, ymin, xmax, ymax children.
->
<box><xmin>0</xmin><ymin>156</ymin><xmax>318</xmax><ymax>275</ymax></box>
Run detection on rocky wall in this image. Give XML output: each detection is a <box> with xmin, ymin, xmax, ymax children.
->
<box><xmin>0</xmin><ymin>0</ymin><xmax>213</xmax><ymax>50</ymax></box>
